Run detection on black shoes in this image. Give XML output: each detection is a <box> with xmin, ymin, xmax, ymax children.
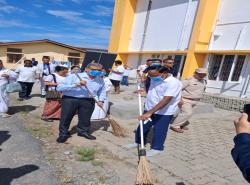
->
<box><xmin>56</xmin><ymin>135</ymin><xmax>70</xmax><ymax>143</ymax></box>
<box><xmin>77</xmin><ymin>132</ymin><xmax>96</xmax><ymax>140</ymax></box>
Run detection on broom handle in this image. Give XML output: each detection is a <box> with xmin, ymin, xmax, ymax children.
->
<box><xmin>74</xmin><ymin>73</ymin><xmax>109</xmax><ymax>117</ymax></box>
<box><xmin>138</xmin><ymin>84</ymin><xmax>145</xmax><ymax>149</ymax></box>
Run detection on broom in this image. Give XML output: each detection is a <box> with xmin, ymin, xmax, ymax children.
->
<box><xmin>135</xmin><ymin>84</ymin><xmax>155</xmax><ymax>185</ymax></box>
<box><xmin>74</xmin><ymin>72</ymin><xmax>126</xmax><ymax>137</ymax></box>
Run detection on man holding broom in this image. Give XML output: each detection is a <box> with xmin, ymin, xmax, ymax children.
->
<box><xmin>56</xmin><ymin>63</ymin><xmax>106</xmax><ymax>143</ymax></box>
<box><xmin>128</xmin><ymin>65</ymin><xmax>182</xmax><ymax>157</ymax></box>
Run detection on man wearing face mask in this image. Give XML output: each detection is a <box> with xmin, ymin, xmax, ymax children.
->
<box><xmin>56</xmin><ymin>63</ymin><xmax>106</xmax><ymax>143</ymax></box>
<box><xmin>128</xmin><ymin>66</ymin><xmax>182</xmax><ymax>157</ymax></box>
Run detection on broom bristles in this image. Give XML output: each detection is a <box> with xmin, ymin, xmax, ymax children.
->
<box><xmin>108</xmin><ymin>116</ymin><xmax>127</xmax><ymax>137</ymax></box>
<box><xmin>135</xmin><ymin>156</ymin><xmax>155</xmax><ymax>185</ymax></box>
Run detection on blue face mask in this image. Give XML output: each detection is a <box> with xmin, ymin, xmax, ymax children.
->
<box><xmin>89</xmin><ymin>70</ymin><xmax>103</xmax><ymax>77</ymax></box>
<box><xmin>151</xmin><ymin>63</ymin><xmax>161</xmax><ymax>66</ymax></box>
<box><xmin>101</xmin><ymin>71</ymin><xmax>107</xmax><ymax>76</ymax></box>
<box><xmin>150</xmin><ymin>76</ymin><xmax>164</xmax><ymax>82</ymax></box>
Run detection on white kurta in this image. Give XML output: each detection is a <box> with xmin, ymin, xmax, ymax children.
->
<box><xmin>91</xmin><ymin>77</ymin><xmax>112</xmax><ymax>120</ymax></box>
<box><xmin>0</xmin><ymin>69</ymin><xmax>18</xmax><ymax>113</ymax></box>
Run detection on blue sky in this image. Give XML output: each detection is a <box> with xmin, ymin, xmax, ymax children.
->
<box><xmin>0</xmin><ymin>0</ymin><xmax>115</xmax><ymax>49</ymax></box>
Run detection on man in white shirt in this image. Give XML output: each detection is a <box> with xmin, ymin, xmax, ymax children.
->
<box><xmin>109</xmin><ymin>60</ymin><xmax>125</xmax><ymax>94</ymax></box>
<box><xmin>129</xmin><ymin>66</ymin><xmax>182</xmax><ymax>157</ymax></box>
<box><xmin>137</xmin><ymin>59</ymin><xmax>152</xmax><ymax>79</ymax></box>
<box><xmin>15</xmin><ymin>59</ymin><xmax>40</xmax><ymax>100</ymax></box>
<box><xmin>37</xmin><ymin>56</ymin><xmax>55</xmax><ymax>97</ymax></box>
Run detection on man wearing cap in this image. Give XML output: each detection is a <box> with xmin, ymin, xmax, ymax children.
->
<box><xmin>170</xmin><ymin>68</ymin><xmax>207</xmax><ymax>133</ymax></box>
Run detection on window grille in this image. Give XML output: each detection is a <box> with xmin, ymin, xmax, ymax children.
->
<box><xmin>219</xmin><ymin>55</ymin><xmax>235</xmax><ymax>81</ymax></box>
<box><xmin>208</xmin><ymin>55</ymin><xmax>223</xmax><ymax>80</ymax></box>
<box><xmin>231</xmin><ymin>55</ymin><xmax>246</xmax><ymax>81</ymax></box>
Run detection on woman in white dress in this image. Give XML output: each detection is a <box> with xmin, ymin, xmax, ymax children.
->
<box><xmin>0</xmin><ymin>60</ymin><xmax>18</xmax><ymax>118</ymax></box>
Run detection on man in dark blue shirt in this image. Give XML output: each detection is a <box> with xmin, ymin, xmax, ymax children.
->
<box><xmin>232</xmin><ymin>113</ymin><xmax>250</xmax><ymax>183</ymax></box>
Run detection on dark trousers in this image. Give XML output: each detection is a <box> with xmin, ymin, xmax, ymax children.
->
<box><xmin>18</xmin><ymin>81</ymin><xmax>34</xmax><ymax>98</ymax></box>
<box><xmin>135</xmin><ymin>114</ymin><xmax>173</xmax><ymax>151</ymax></box>
<box><xmin>121</xmin><ymin>76</ymin><xmax>129</xmax><ymax>86</ymax></box>
<box><xmin>59</xmin><ymin>96</ymin><xmax>95</xmax><ymax>137</ymax></box>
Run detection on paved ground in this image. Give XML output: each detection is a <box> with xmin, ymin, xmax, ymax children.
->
<box><xmin>0</xmin><ymin>115</ymin><xmax>59</xmax><ymax>185</ymax></box>
<box><xmin>0</xmin><ymin>83</ymin><xmax>249</xmax><ymax>185</ymax></box>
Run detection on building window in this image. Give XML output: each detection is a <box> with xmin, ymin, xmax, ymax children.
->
<box><xmin>68</xmin><ymin>52</ymin><xmax>81</xmax><ymax>65</ymax></box>
<box><xmin>231</xmin><ymin>55</ymin><xmax>246</xmax><ymax>81</ymax></box>
<box><xmin>219</xmin><ymin>55</ymin><xmax>235</xmax><ymax>81</ymax></box>
<box><xmin>7</xmin><ymin>48</ymin><xmax>23</xmax><ymax>63</ymax></box>
<box><xmin>208</xmin><ymin>54</ymin><xmax>246</xmax><ymax>82</ymax></box>
<box><xmin>208</xmin><ymin>55</ymin><xmax>223</xmax><ymax>80</ymax></box>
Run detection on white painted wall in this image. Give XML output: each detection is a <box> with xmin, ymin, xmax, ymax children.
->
<box><xmin>129</xmin><ymin>0</ymin><xmax>199</xmax><ymax>52</ymax></box>
<box><xmin>209</xmin><ymin>0</ymin><xmax>250</xmax><ymax>50</ymax></box>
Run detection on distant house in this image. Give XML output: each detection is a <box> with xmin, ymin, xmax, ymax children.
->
<box><xmin>0</xmin><ymin>39</ymin><xmax>86</xmax><ymax>68</ymax></box>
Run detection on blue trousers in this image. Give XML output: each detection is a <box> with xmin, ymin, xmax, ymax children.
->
<box><xmin>121</xmin><ymin>76</ymin><xmax>129</xmax><ymax>86</ymax></box>
<box><xmin>135</xmin><ymin>114</ymin><xmax>173</xmax><ymax>151</ymax></box>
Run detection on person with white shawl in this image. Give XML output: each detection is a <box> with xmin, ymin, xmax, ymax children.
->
<box><xmin>0</xmin><ymin>60</ymin><xmax>18</xmax><ymax>118</ymax></box>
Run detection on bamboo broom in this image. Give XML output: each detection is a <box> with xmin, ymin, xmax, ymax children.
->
<box><xmin>74</xmin><ymin>72</ymin><xmax>126</xmax><ymax>137</ymax></box>
<box><xmin>135</xmin><ymin>84</ymin><xmax>154</xmax><ymax>185</ymax></box>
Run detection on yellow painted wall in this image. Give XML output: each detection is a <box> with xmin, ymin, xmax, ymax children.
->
<box><xmin>0</xmin><ymin>42</ymin><xmax>85</xmax><ymax>69</ymax></box>
<box><xmin>109</xmin><ymin>0</ymin><xmax>137</xmax><ymax>57</ymax></box>
<box><xmin>182</xmin><ymin>0</ymin><xmax>221</xmax><ymax>78</ymax></box>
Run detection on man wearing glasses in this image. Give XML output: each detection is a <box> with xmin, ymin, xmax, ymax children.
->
<box><xmin>56</xmin><ymin>63</ymin><xmax>106</xmax><ymax>143</ymax></box>
<box><xmin>162</xmin><ymin>58</ymin><xmax>178</xmax><ymax>77</ymax></box>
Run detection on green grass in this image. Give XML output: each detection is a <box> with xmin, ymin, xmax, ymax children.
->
<box><xmin>25</xmin><ymin>126</ymin><xmax>52</xmax><ymax>138</ymax></box>
<box><xmin>76</xmin><ymin>147</ymin><xmax>96</xmax><ymax>161</ymax></box>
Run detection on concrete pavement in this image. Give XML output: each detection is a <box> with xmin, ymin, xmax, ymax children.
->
<box><xmin>0</xmin><ymin>115</ymin><xmax>59</xmax><ymax>185</ymax></box>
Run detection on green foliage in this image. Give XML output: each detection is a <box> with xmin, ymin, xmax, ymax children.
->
<box><xmin>76</xmin><ymin>147</ymin><xmax>96</xmax><ymax>161</ymax></box>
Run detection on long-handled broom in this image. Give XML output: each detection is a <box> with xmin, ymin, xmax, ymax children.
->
<box><xmin>74</xmin><ymin>72</ymin><xmax>126</xmax><ymax>137</ymax></box>
<box><xmin>135</xmin><ymin>84</ymin><xmax>154</xmax><ymax>185</ymax></box>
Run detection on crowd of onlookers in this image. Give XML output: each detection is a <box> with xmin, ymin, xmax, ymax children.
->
<box><xmin>1</xmin><ymin>56</ymin><xmax>250</xmax><ymax>183</ymax></box>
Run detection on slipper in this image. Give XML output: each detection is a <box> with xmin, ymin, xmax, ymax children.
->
<box><xmin>41</xmin><ymin>118</ymin><xmax>54</xmax><ymax>122</ymax></box>
<box><xmin>1</xmin><ymin>113</ymin><xmax>11</xmax><ymax>118</ymax></box>
<box><xmin>170</xmin><ymin>126</ymin><xmax>184</xmax><ymax>133</ymax></box>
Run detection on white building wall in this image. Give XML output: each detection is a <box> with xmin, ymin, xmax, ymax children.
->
<box><xmin>209</xmin><ymin>0</ymin><xmax>250</xmax><ymax>50</ymax></box>
<box><xmin>129</xmin><ymin>0</ymin><xmax>199</xmax><ymax>52</ymax></box>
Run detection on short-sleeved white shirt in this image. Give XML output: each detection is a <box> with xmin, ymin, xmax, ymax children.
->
<box><xmin>109</xmin><ymin>65</ymin><xmax>125</xmax><ymax>81</ymax></box>
<box><xmin>15</xmin><ymin>66</ymin><xmax>39</xmax><ymax>83</ymax></box>
<box><xmin>145</xmin><ymin>76</ymin><xmax>182</xmax><ymax>115</ymax></box>
<box><xmin>137</xmin><ymin>64</ymin><xmax>147</xmax><ymax>76</ymax></box>
<box><xmin>44</xmin><ymin>73</ymin><xmax>66</xmax><ymax>91</ymax></box>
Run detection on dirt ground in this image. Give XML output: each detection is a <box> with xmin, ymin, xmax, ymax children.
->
<box><xmin>8</xmin><ymin>83</ymin><xmax>247</xmax><ymax>185</ymax></box>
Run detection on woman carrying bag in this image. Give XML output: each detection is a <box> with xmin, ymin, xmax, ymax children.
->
<box><xmin>0</xmin><ymin>60</ymin><xmax>18</xmax><ymax>118</ymax></box>
<box><xmin>41</xmin><ymin>66</ymin><xmax>68</xmax><ymax>122</ymax></box>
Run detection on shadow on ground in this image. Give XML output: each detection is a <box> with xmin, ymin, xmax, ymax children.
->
<box><xmin>8</xmin><ymin>105</ymin><xmax>38</xmax><ymax>115</ymax></box>
<box><xmin>30</xmin><ymin>94</ymin><xmax>41</xmax><ymax>98</ymax></box>
<box><xmin>69</xmin><ymin>120</ymin><xmax>110</xmax><ymax>135</ymax></box>
<box><xmin>0</xmin><ymin>131</ymin><xmax>11</xmax><ymax>151</ymax></box>
<box><xmin>0</xmin><ymin>164</ymin><xmax>39</xmax><ymax>185</ymax></box>
<box><xmin>176</xmin><ymin>183</ymin><xmax>186</xmax><ymax>185</ymax></box>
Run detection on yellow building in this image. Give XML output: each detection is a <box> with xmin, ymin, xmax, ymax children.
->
<box><xmin>0</xmin><ymin>39</ymin><xmax>86</xmax><ymax>69</ymax></box>
<box><xmin>109</xmin><ymin>0</ymin><xmax>250</xmax><ymax>98</ymax></box>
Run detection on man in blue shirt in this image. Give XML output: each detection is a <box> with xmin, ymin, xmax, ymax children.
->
<box><xmin>56</xmin><ymin>63</ymin><xmax>106</xmax><ymax>143</ymax></box>
<box><xmin>232</xmin><ymin>113</ymin><xmax>250</xmax><ymax>183</ymax></box>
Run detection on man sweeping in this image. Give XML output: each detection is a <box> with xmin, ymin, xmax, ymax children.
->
<box><xmin>56</xmin><ymin>63</ymin><xmax>106</xmax><ymax>143</ymax></box>
<box><xmin>128</xmin><ymin>65</ymin><xmax>182</xmax><ymax>157</ymax></box>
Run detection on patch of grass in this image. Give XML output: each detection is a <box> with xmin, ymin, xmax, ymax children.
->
<box><xmin>25</xmin><ymin>126</ymin><xmax>52</xmax><ymax>138</ymax></box>
<box><xmin>76</xmin><ymin>147</ymin><xmax>96</xmax><ymax>161</ymax></box>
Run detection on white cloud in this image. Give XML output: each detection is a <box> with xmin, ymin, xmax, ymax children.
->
<box><xmin>47</xmin><ymin>9</ymin><xmax>98</xmax><ymax>24</ymax></box>
<box><xmin>0</xmin><ymin>0</ymin><xmax>24</xmax><ymax>14</ymax></box>
<box><xmin>91</xmin><ymin>5</ymin><xmax>113</xmax><ymax>17</ymax></box>
<box><xmin>0</xmin><ymin>19</ymin><xmax>29</xmax><ymax>28</ymax></box>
